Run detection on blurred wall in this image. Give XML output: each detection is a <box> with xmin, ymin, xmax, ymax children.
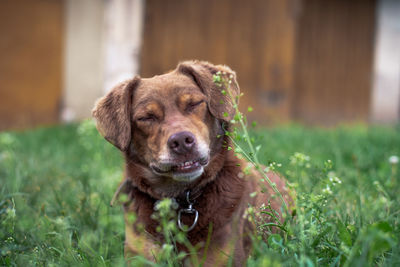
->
<box><xmin>0</xmin><ymin>0</ymin><xmax>399</xmax><ymax>130</ymax></box>
<box><xmin>62</xmin><ymin>0</ymin><xmax>104</xmax><ymax>122</ymax></box>
<box><xmin>0</xmin><ymin>0</ymin><xmax>143</xmax><ymax>129</ymax></box>
<box><xmin>371</xmin><ymin>0</ymin><xmax>400</xmax><ymax>123</ymax></box>
<box><xmin>102</xmin><ymin>0</ymin><xmax>144</xmax><ymax>94</ymax></box>
<box><xmin>62</xmin><ymin>0</ymin><xmax>144</xmax><ymax>122</ymax></box>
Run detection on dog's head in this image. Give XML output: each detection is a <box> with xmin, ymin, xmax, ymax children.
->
<box><xmin>93</xmin><ymin>61</ymin><xmax>239</xmax><ymax>184</ymax></box>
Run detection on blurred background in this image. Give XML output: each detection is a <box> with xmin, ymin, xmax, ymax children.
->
<box><xmin>0</xmin><ymin>0</ymin><xmax>399</xmax><ymax>131</ymax></box>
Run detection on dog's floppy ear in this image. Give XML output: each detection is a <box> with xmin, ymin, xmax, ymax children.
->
<box><xmin>92</xmin><ymin>77</ymin><xmax>140</xmax><ymax>151</ymax></box>
<box><xmin>177</xmin><ymin>61</ymin><xmax>240</xmax><ymax>122</ymax></box>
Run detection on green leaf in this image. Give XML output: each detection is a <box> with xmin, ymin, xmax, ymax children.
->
<box><xmin>337</xmin><ymin>221</ymin><xmax>352</xmax><ymax>246</ymax></box>
<box><xmin>372</xmin><ymin>221</ymin><xmax>393</xmax><ymax>233</ymax></box>
<box><xmin>213</xmin><ymin>74</ymin><xmax>221</xmax><ymax>83</ymax></box>
<box><xmin>234</xmin><ymin>114</ymin><xmax>241</xmax><ymax>121</ymax></box>
<box><xmin>268</xmin><ymin>234</ymin><xmax>282</xmax><ymax>250</ymax></box>
<box><xmin>359</xmin><ymin>221</ymin><xmax>396</xmax><ymax>262</ymax></box>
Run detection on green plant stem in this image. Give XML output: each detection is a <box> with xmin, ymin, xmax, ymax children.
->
<box><xmin>224</xmin><ymin>81</ymin><xmax>288</xmax><ymax>212</ymax></box>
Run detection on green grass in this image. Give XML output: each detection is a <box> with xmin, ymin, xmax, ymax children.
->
<box><xmin>1</xmin><ymin>122</ymin><xmax>399</xmax><ymax>266</ymax></box>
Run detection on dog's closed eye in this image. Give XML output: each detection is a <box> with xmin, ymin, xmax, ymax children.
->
<box><xmin>185</xmin><ymin>100</ymin><xmax>205</xmax><ymax>112</ymax></box>
<box><xmin>137</xmin><ymin>114</ymin><xmax>158</xmax><ymax>122</ymax></box>
<box><xmin>135</xmin><ymin>102</ymin><xmax>163</xmax><ymax>124</ymax></box>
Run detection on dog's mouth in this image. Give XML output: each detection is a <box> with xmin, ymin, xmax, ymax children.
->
<box><xmin>150</xmin><ymin>157</ymin><xmax>209</xmax><ymax>182</ymax></box>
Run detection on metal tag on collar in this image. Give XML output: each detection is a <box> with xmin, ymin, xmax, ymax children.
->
<box><xmin>177</xmin><ymin>191</ymin><xmax>199</xmax><ymax>232</ymax></box>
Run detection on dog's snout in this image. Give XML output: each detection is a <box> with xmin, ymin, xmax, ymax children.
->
<box><xmin>168</xmin><ymin>131</ymin><xmax>196</xmax><ymax>155</ymax></box>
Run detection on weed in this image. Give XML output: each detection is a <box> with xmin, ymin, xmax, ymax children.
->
<box><xmin>0</xmin><ymin>119</ymin><xmax>399</xmax><ymax>266</ymax></box>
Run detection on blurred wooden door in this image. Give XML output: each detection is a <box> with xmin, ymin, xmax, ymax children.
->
<box><xmin>0</xmin><ymin>0</ymin><xmax>64</xmax><ymax>130</ymax></box>
<box><xmin>140</xmin><ymin>0</ymin><xmax>297</xmax><ymax>124</ymax></box>
<box><xmin>292</xmin><ymin>0</ymin><xmax>376</xmax><ymax>124</ymax></box>
<box><xmin>140</xmin><ymin>0</ymin><xmax>377</xmax><ymax>125</ymax></box>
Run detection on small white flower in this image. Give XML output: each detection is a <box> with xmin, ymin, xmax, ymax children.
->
<box><xmin>162</xmin><ymin>244</ymin><xmax>173</xmax><ymax>251</ymax></box>
<box><xmin>328</xmin><ymin>171</ymin><xmax>336</xmax><ymax>178</ymax></box>
<box><xmin>389</xmin><ymin>155</ymin><xmax>399</xmax><ymax>165</ymax></box>
<box><xmin>6</xmin><ymin>208</ymin><xmax>16</xmax><ymax>219</ymax></box>
<box><xmin>329</xmin><ymin>176</ymin><xmax>342</xmax><ymax>184</ymax></box>
<box><xmin>322</xmin><ymin>185</ymin><xmax>332</xmax><ymax>195</ymax></box>
<box><xmin>378</xmin><ymin>196</ymin><xmax>388</xmax><ymax>205</ymax></box>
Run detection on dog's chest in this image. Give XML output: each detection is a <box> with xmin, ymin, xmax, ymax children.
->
<box><xmin>127</xmin><ymin>172</ymin><xmax>247</xmax><ymax>245</ymax></box>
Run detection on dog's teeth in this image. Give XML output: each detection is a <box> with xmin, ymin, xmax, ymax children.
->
<box><xmin>175</xmin><ymin>160</ymin><xmax>200</xmax><ymax>170</ymax></box>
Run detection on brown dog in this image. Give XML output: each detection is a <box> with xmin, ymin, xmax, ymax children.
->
<box><xmin>92</xmin><ymin>61</ymin><xmax>291</xmax><ymax>266</ymax></box>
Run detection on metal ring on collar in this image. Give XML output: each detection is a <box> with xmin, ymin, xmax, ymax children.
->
<box><xmin>177</xmin><ymin>208</ymin><xmax>199</xmax><ymax>232</ymax></box>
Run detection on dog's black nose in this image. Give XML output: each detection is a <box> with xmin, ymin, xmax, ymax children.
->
<box><xmin>168</xmin><ymin>131</ymin><xmax>196</xmax><ymax>155</ymax></box>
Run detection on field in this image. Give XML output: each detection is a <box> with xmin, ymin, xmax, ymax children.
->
<box><xmin>1</xmin><ymin>121</ymin><xmax>399</xmax><ymax>266</ymax></box>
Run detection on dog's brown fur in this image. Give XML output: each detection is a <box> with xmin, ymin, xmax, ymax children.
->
<box><xmin>93</xmin><ymin>61</ymin><xmax>291</xmax><ymax>266</ymax></box>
